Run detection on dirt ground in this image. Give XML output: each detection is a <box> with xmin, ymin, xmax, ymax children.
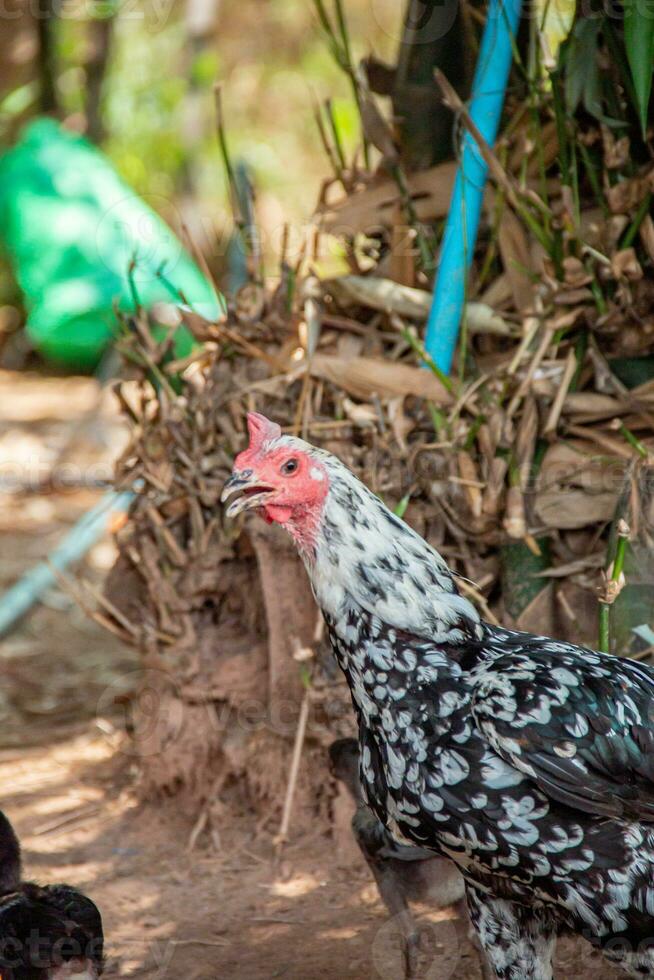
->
<box><xmin>2</xmin><ymin>725</ymin><xmax>626</xmax><ymax>980</ymax></box>
<box><xmin>0</xmin><ymin>371</ymin><xmax>627</xmax><ymax>979</ymax></box>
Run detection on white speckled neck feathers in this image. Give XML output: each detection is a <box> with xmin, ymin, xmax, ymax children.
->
<box><xmin>274</xmin><ymin>436</ymin><xmax>481</xmax><ymax>644</ymax></box>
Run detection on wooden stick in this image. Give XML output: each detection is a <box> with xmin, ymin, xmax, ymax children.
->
<box><xmin>543</xmin><ymin>348</ymin><xmax>577</xmax><ymax>436</ymax></box>
<box><xmin>274</xmin><ymin>691</ymin><xmax>310</xmax><ymax>850</ymax></box>
<box><xmin>506</xmin><ymin>325</ymin><xmax>555</xmax><ymax>418</ymax></box>
<box><xmin>433</xmin><ymin>68</ymin><xmax>547</xmax><ymax>221</ymax></box>
<box><xmin>507</xmin><ymin>315</ymin><xmax>540</xmax><ymax>375</ymax></box>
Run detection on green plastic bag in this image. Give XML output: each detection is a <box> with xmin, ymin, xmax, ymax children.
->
<box><xmin>0</xmin><ymin>119</ymin><xmax>222</xmax><ymax>368</ymax></box>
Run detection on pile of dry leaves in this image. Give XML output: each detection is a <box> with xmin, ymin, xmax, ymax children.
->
<box><xmin>99</xmin><ymin>102</ymin><xmax>654</xmax><ymax>837</ymax></box>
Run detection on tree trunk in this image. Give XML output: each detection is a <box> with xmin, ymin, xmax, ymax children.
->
<box><xmin>393</xmin><ymin>0</ymin><xmax>469</xmax><ymax>169</ymax></box>
<box><xmin>249</xmin><ymin>522</ymin><xmax>317</xmax><ymax>728</ymax></box>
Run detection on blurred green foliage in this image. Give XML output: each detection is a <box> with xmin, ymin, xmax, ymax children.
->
<box><xmin>0</xmin><ymin>0</ymin><xmax>397</xmax><ymax>333</ymax></box>
<box><xmin>47</xmin><ymin>0</ymin><xmax>397</xmax><ymax>221</ymax></box>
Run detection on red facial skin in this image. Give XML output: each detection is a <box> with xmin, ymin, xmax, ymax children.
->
<box><xmin>232</xmin><ymin>413</ymin><xmax>329</xmax><ymax>552</ymax></box>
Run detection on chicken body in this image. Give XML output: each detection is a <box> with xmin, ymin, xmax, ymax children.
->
<box><xmin>316</xmin><ymin>491</ymin><xmax>654</xmax><ymax>980</ymax></box>
<box><xmin>0</xmin><ymin>809</ymin><xmax>104</xmax><ymax>980</ymax></box>
<box><xmin>223</xmin><ymin>416</ymin><xmax>654</xmax><ymax>980</ymax></box>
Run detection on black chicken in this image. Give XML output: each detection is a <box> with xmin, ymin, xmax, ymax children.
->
<box><xmin>0</xmin><ymin>809</ymin><xmax>104</xmax><ymax>979</ymax></box>
<box><xmin>222</xmin><ymin>412</ymin><xmax>654</xmax><ymax>979</ymax></box>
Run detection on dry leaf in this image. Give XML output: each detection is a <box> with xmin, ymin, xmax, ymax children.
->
<box><xmin>562</xmin><ymin>392</ymin><xmax>623</xmax><ymax>414</ymax></box>
<box><xmin>309</xmin><ymin>354</ymin><xmax>452</xmax><ymax>404</ymax></box>
<box><xmin>601</xmin><ymin>126</ymin><xmax>630</xmax><ymax>169</ymax></box>
<box><xmin>535</xmin><ymin>443</ymin><xmax>622</xmax><ymax>530</ymax></box>
<box><xmin>387</xmin><ymin>396</ymin><xmax>413</xmax><ymax>455</ymax></box>
<box><xmin>315</xmin><ymin>161</ymin><xmax>458</xmax><ymax>235</ymax></box>
<box><xmin>326</xmin><ymin>275</ymin><xmax>510</xmax><ymax>334</ymax></box>
<box><xmin>355</xmin><ymin>64</ymin><xmax>399</xmax><ymax>166</ymax></box>
<box><xmin>554</xmin><ymin>287</ymin><xmax>594</xmax><ymax>305</ymax></box>
<box><xmin>639</xmin><ymin>215</ymin><xmax>654</xmax><ymax>264</ymax></box>
<box><xmin>457</xmin><ymin>451</ymin><xmax>483</xmax><ymax>518</ymax></box>
<box><xmin>514</xmin><ymin>583</ymin><xmax>556</xmax><ymax>638</ymax></box>
<box><xmin>327</xmin><ymin>275</ymin><xmax>431</xmax><ymax>319</ymax></box>
<box><xmin>479</xmin><ymin>272</ymin><xmax>513</xmax><ymax>308</ymax></box>
<box><xmin>611</xmin><ymin>247</ymin><xmax>643</xmax><ymax>281</ymax></box>
<box><xmin>342</xmin><ymin>398</ymin><xmax>378</xmax><ymax>426</ymax></box>
<box><xmin>605</xmin><ymin>171</ymin><xmax>654</xmax><ymax>214</ymax></box>
<box><xmin>482</xmin><ymin>457</ymin><xmax>508</xmax><ymax>517</ymax></box>
<box><xmin>534</xmin><ymin>489</ymin><xmax>617</xmax><ymax>529</ymax></box>
<box><xmin>504</xmin><ymin>485</ymin><xmax>527</xmax><ymax>538</ymax></box>
<box><xmin>538</xmin><ymin>441</ymin><xmax>614</xmax><ymax>485</ymax></box>
<box><xmin>498</xmin><ymin>207</ymin><xmax>535</xmax><ymax>312</ymax></box>
<box><xmin>562</xmin><ymin>256</ymin><xmax>592</xmax><ymax>286</ymax></box>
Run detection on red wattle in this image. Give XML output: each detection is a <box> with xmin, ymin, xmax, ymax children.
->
<box><xmin>263</xmin><ymin>504</ymin><xmax>294</xmax><ymax>524</ymax></box>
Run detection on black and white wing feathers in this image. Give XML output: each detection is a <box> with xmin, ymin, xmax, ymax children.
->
<box><xmin>471</xmin><ymin>632</ymin><xmax>654</xmax><ymax>821</ymax></box>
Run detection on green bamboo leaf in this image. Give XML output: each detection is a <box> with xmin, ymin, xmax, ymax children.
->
<box><xmin>624</xmin><ymin>0</ymin><xmax>654</xmax><ymax>136</ymax></box>
<box><xmin>536</xmin><ymin>0</ymin><xmax>576</xmax><ymax>73</ymax></box>
<box><xmin>393</xmin><ymin>494</ymin><xmax>411</xmax><ymax>519</ymax></box>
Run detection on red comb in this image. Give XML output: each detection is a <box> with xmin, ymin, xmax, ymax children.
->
<box><xmin>246</xmin><ymin>413</ymin><xmax>282</xmax><ymax>449</ymax></box>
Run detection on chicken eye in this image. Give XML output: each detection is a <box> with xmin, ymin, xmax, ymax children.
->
<box><xmin>281</xmin><ymin>458</ymin><xmax>299</xmax><ymax>476</ymax></box>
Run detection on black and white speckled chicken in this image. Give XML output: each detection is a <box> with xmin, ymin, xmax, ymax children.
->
<box><xmin>0</xmin><ymin>809</ymin><xmax>104</xmax><ymax>979</ymax></box>
<box><xmin>223</xmin><ymin>413</ymin><xmax>654</xmax><ymax>979</ymax></box>
<box><xmin>329</xmin><ymin>737</ymin><xmax>481</xmax><ymax>978</ymax></box>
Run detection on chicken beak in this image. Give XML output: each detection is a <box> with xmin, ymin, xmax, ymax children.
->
<box><xmin>221</xmin><ymin>470</ymin><xmax>274</xmax><ymax>518</ymax></box>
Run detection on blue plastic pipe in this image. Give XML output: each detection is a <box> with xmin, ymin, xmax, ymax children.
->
<box><xmin>0</xmin><ymin>490</ymin><xmax>133</xmax><ymax>639</ymax></box>
<box><xmin>425</xmin><ymin>0</ymin><xmax>522</xmax><ymax>373</ymax></box>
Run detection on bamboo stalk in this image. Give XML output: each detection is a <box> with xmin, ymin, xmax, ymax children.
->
<box><xmin>598</xmin><ymin>519</ymin><xmax>630</xmax><ymax>653</ymax></box>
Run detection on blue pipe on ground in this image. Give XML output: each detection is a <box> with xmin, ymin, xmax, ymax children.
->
<box><xmin>0</xmin><ymin>490</ymin><xmax>133</xmax><ymax>639</ymax></box>
<box><xmin>425</xmin><ymin>0</ymin><xmax>523</xmax><ymax>374</ymax></box>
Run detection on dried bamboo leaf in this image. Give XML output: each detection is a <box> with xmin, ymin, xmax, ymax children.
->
<box><xmin>326</xmin><ymin>276</ymin><xmax>510</xmax><ymax>334</ymax></box>
<box><xmin>605</xmin><ymin>170</ymin><xmax>654</xmax><ymax>214</ymax></box>
<box><xmin>479</xmin><ymin>273</ymin><xmax>513</xmax><ymax>309</ymax></box>
<box><xmin>504</xmin><ymin>485</ymin><xmax>527</xmax><ymax>538</ymax></box>
<box><xmin>327</xmin><ymin>274</ymin><xmax>431</xmax><ymax>318</ymax></box>
<box><xmin>543</xmin><ymin>349</ymin><xmax>577</xmax><ymax>435</ymax></box>
<box><xmin>315</xmin><ymin>161</ymin><xmax>458</xmax><ymax>234</ymax></box>
<box><xmin>466</xmin><ymin>304</ymin><xmax>513</xmax><ymax>337</ymax></box>
<box><xmin>354</xmin><ymin>64</ymin><xmax>399</xmax><ymax>165</ymax></box>
<box><xmin>534</xmin><ymin>489</ymin><xmax>618</xmax><ymax>529</ymax></box>
<box><xmin>457</xmin><ymin>451</ymin><xmax>483</xmax><ymax>518</ymax></box>
<box><xmin>639</xmin><ymin>214</ymin><xmax>654</xmax><ymax>263</ymax></box>
<box><xmin>309</xmin><ymin>354</ymin><xmax>452</xmax><ymax>404</ymax></box>
<box><xmin>498</xmin><ymin>206</ymin><xmax>535</xmax><ymax>313</ymax></box>
<box><xmin>611</xmin><ymin>248</ymin><xmax>644</xmax><ymax>281</ymax></box>
<box><xmin>563</xmin><ymin>392</ymin><xmax>626</xmax><ymax>415</ymax></box>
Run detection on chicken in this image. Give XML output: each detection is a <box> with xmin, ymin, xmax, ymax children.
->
<box><xmin>330</xmin><ymin>737</ymin><xmax>477</xmax><ymax>978</ymax></box>
<box><xmin>0</xmin><ymin>809</ymin><xmax>104</xmax><ymax>979</ymax></box>
<box><xmin>223</xmin><ymin>412</ymin><xmax>654</xmax><ymax>980</ymax></box>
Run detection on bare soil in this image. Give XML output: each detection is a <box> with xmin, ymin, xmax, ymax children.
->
<box><xmin>1</xmin><ymin>723</ymin><xmax>624</xmax><ymax>980</ymax></box>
